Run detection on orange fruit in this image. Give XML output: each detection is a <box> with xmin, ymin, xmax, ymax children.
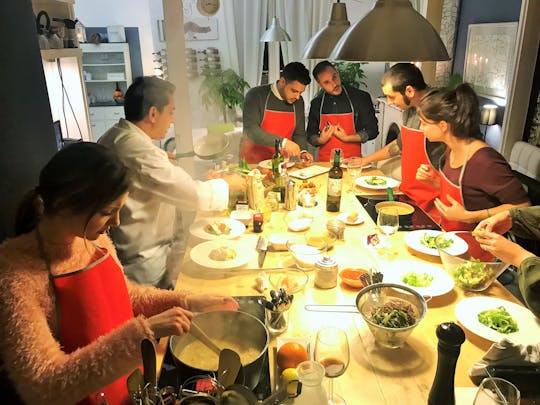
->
<box><xmin>276</xmin><ymin>342</ymin><xmax>309</xmax><ymax>370</ymax></box>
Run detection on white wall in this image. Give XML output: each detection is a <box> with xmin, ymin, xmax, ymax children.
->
<box><xmin>74</xmin><ymin>0</ymin><xmax>155</xmax><ymax>75</ymax></box>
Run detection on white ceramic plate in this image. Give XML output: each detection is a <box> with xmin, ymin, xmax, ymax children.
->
<box><xmin>455</xmin><ymin>297</ymin><xmax>540</xmax><ymax>344</ymax></box>
<box><xmin>289</xmin><ymin>165</ymin><xmax>331</xmax><ymax>180</ymax></box>
<box><xmin>382</xmin><ymin>260</ymin><xmax>454</xmax><ymax>297</ymax></box>
<box><xmin>189</xmin><ymin>239</ymin><xmax>256</xmax><ymax>269</ymax></box>
<box><xmin>258</xmin><ymin>159</ymin><xmax>295</xmax><ymax>170</ymax></box>
<box><xmin>189</xmin><ymin>217</ymin><xmax>246</xmax><ymax>240</ymax></box>
<box><xmin>288</xmin><ymin>218</ymin><xmax>312</xmax><ymax>232</ymax></box>
<box><xmin>355</xmin><ymin>175</ymin><xmax>400</xmax><ymax>190</ymax></box>
<box><xmin>404</xmin><ymin>230</ymin><xmax>468</xmax><ymax>256</ymax></box>
<box><xmin>337</xmin><ymin>211</ymin><xmax>365</xmax><ymax>225</ymax></box>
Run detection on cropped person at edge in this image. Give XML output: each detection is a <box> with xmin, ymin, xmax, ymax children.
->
<box><xmin>98</xmin><ymin>76</ymin><xmax>246</xmax><ymax>288</ymax></box>
<box><xmin>0</xmin><ymin>142</ymin><xmax>238</xmax><ymax>404</ymax></box>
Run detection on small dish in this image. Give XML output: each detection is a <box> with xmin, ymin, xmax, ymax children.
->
<box><xmin>269</xmin><ymin>233</ymin><xmax>290</xmax><ymax>251</ymax></box>
<box><xmin>355</xmin><ymin>175</ymin><xmax>400</xmax><ymax>190</ymax></box>
<box><xmin>268</xmin><ymin>268</ymin><xmax>309</xmax><ymax>295</ymax></box>
<box><xmin>288</xmin><ymin>218</ymin><xmax>312</xmax><ymax>232</ymax></box>
<box><xmin>337</xmin><ymin>211</ymin><xmax>365</xmax><ymax>226</ymax></box>
<box><xmin>339</xmin><ymin>268</ymin><xmax>369</xmax><ymax>288</ymax></box>
<box><xmin>229</xmin><ymin>210</ymin><xmax>252</xmax><ymax>226</ymax></box>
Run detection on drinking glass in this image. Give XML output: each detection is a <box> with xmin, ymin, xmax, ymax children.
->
<box><xmin>314</xmin><ymin>327</ymin><xmax>350</xmax><ymax>405</ymax></box>
<box><xmin>377</xmin><ymin>207</ymin><xmax>399</xmax><ymax>237</ymax></box>
<box><xmin>347</xmin><ymin>156</ymin><xmax>363</xmax><ymax>192</ymax></box>
<box><xmin>473</xmin><ymin>377</ymin><xmax>520</xmax><ymax>405</ymax></box>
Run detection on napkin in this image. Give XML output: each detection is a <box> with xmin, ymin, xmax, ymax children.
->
<box><xmin>469</xmin><ymin>338</ymin><xmax>540</xmax><ymax>384</ymax></box>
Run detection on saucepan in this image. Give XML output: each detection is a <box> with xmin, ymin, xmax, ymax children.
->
<box><xmin>169</xmin><ymin>310</ymin><xmax>269</xmax><ymax>390</ymax></box>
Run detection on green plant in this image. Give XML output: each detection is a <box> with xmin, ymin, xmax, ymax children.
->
<box><xmin>199</xmin><ymin>68</ymin><xmax>250</xmax><ymax>122</ymax></box>
<box><xmin>333</xmin><ymin>61</ymin><xmax>367</xmax><ymax>89</ymax></box>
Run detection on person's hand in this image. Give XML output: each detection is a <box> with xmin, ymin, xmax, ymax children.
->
<box><xmin>186</xmin><ymin>294</ymin><xmax>239</xmax><ymax>312</ymax></box>
<box><xmin>474</xmin><ymin>210</ymin><xmax>513</xmax><ymax>234</ymax></box>
<box><xmin>282</xmin><ymin>140</ymin><xmax>301</xmax><ymax>158</ymax></box>
<box><xmin>318</xmin><ymin>123</ymin><xmax>334</xmax><ymax>144</ymax></box>
<box><xmin>416</xmin><ymin>164</ymin><xmax>437</xmax><ymax>183</ymax></box>
<box><xmin>434</xmin><ymin>195</ymin><xmax>470</xmax><ymax>222</ymax></box>
<box><xmin>300</xmin><ymin>151</ymin><xmax>314</xmax><ymax>164</ymax></box>
<box><xmin>222</xmin><ymin>173</ymin><xmax>247</xmax><ymax>192</ymax></box>
<box><xmin>473</xmin><ymin>230</ymin><xmax>534</xmax><ymax>267</ymax></box>
<box><xmin>333</xmin><ymin>124</ymin><xmax>347</xmax><ymax>141</ymax></box>
<box><xmin>147</xmin><ymin>306</ymin><xmax>194</xmax><ymax>338</ymax></box>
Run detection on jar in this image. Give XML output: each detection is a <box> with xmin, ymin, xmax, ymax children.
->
<box><xmin>253</xmin><ymin>213</ymin><xmax>263</xmax><ymax>233</ymax></box>
<box><xmin>314</xmin><ymin>256</ymin><xmax>338</xmax><ymax>289</ymax></box>
<box><xmin>294</xmin><ymin>361</ymin><xmax>327</xmax><ymax>405</ymax></box>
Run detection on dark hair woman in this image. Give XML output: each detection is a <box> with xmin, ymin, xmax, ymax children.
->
<box><xmin>0</xmin><ymin>142</ymin><xmax>238</xmax><ymax>404</ymax></box>
<box><xmin>415</xmin><ymin>84</ymin><xmax>530</xmax><ymax>231</ymax></box>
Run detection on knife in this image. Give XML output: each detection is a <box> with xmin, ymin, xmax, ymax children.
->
<box><xmin>256</xmin><ymin>236</ymin><xmax>268</xmax><ymax>268</ymax></box>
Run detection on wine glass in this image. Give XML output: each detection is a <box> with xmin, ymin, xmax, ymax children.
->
<box><xmin>377</xmin><ymin>207</ymin><xmax>399</xmax><ymax>238</ymax></box>
<box><xmin>314</xmin><ymin>327</ymin><xmax>350</xmax><ymax>405</ymax></box>
<box><xmin>347</xmin><ymin>156</ymin><xmax>363</xmax><ymax>192</ymax></box>
<box><xmin>473</xmin><ymin>377</ymin><xmax>520</xmax><ymax>405</ymax></box>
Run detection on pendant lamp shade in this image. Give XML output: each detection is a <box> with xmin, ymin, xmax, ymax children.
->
<box><xmin>329</xmin><ymin>0</ymin><xmax>450</xmax><ymax>62</ymax></box>
<box><xmin>260</xmin><ymin>16</ymin><xmax>291</xmax><ymax>42</ymax></box>
<box><xmin>302</xmin><ymin>2</ymin><xmax>351</xmax><ymax>59</ymax></box>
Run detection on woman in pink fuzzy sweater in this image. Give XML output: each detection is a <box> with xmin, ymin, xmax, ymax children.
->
<box><xmin>0</xmin><ymin>143</ymin><xmax>238</xmax><ymax>405</ymax></box>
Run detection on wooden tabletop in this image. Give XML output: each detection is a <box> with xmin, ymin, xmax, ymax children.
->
<box><xmin>156</xmin><ymin>163</ymin><xmax>525</xmax><ymax>404</ymax></box>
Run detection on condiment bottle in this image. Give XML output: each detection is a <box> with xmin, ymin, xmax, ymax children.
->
<box><xmin>284</xmin><ymin>178</ymin><xmax>297</xmax><ymax>211</ymax></box>
<box><xmin>326</xmin><ymin>149</ymin><xmax>343</xmax><ymax>212</ymax></box>
<box><xmin>314</xmin><ymin>256</ymin><xmax>338</xmax><ymax>289</ymax></box>
<box><xmin>253</xmin><ymin>212</ymin><xmax>263</xmax><ymax>233</ymax></box>
<box><xmin>294</xmin><ymin>360</ymin><xmax>327</xmax><ymax>405</ymax></box>
<box><xmin>428</xmin><ymin>322</ymin><xmax>466</xmax><ymax>405</ymax></box>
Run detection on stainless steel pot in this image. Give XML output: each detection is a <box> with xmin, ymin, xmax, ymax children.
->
<box><xmin>170</xmin><ymin>311</ymin><xmax>269</xmax><ymax>390</ymax></box>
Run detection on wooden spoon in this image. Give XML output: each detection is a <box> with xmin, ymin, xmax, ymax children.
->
<box><xmin>189</xmin><ymin>320</ymin><xmax>222</xmax><ymax>355</ymax></box>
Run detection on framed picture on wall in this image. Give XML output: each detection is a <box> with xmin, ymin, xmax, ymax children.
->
<box><xmin>463</xmin><ymin>22</ymin><xmax>518</xmax><ymax>99</ymax></box>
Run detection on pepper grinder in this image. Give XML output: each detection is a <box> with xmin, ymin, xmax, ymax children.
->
<box><xmin>428</xmin><ymin>322</ymin><xmax>466</xmax><ymax>405</ymax></box>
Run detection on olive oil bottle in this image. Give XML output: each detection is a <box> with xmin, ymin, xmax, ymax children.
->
<box><xmin>326</xmin><ymin>149</ymin><xmax>343</xmax><ymax>212</ymax></box>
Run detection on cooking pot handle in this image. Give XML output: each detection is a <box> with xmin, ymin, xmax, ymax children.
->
<box><xmin>36</xmin><ymin>10</ymin><xmax>51</xmax><ymax>33</ymax></box>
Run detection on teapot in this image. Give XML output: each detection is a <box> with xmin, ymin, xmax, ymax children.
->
<box><xmin>35</xmin><ymin>10</ymin><xmax>50</xmax><ymax>50</ymax></box>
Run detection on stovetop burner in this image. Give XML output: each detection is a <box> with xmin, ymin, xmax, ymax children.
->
<box><xmin>158</xmin><ymin>295</ymin><xmax>272</xmax><ymax>401</ymax></box>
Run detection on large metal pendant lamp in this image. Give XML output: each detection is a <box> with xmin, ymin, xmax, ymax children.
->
<box><xmin>329</xmin><ymin>0</ymin><xmax>449</xmax><ymax>62</ymax></box>
<box><xmin>260</xmin><ymin>0</ymin><xmax>291</xmax><ymax>44</ymax></box>
<box><xmin>302</xmin><ymin>1</ymin><xmax>351</xmax><ymax>59</ymax></box>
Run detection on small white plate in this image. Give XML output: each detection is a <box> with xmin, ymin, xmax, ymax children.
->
<box><xmin>404</xmin><ymin>230</ymin><xmax>468</xmax><ymax>256</ymax></box>
<box><xmin>289</xmin><ymin>165</ymin><xmax>330</xmax><ymax>180</ymax></box>
<box><xmin>288</xmin><ymin>218</ymin><xmax>312</xmax><ymax>232</ymax></box>
<box><xmin>382</xmin><ymin>260</ymin><xmax>454</xmax><ymax>297</ymax></box>
<box><xmin>258</xmin><ymin>159</ymin><xmax>295</xmax><ymax>170</ymax></box>
<box><xmin>455</xmin><ymin>297</ymin><xmax>540</xmax><ymax>344</ymax></box>
<box><xmin>189</xmin><ymin>217</ymin><xmax>246</xmax><ymax>240</ymax></box>
<box><xmin>355</xmin><ymin>175</ymin><xmax>400</xmax><ymax>190</ymax></box>
<box><xmin>190</xmin><ymin>239</ymin><xmax>256</xmax><ymax>269</ymax></box>
<box><xmin>337</xmin><ymin>212</ymin><xmax>365</xmax><ymax>225</ymax></box>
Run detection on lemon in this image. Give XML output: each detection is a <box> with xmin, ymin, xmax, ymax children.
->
<box><xmin>280</xmin><ymin>367</ymin><xmax>299</xmax><ymax>395</ymax></box>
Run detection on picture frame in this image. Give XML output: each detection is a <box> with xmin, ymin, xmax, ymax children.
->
<box><xmin>463</xmin><ymin>22</ymin><xmax>518</xmax><ymax>99</ymax></box>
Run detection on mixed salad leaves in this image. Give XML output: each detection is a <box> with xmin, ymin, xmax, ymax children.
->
<box><xmin>365</xmin><ymin>176</ymin><xmax>387</xmax><ymax>186</ymax></box>
<box><xmin>453</xmin><ymin>259</ymin><xmax>491</xmax><ymax>289</ymax></box>
<box><xmin>204</xmin><ymin>221</ymin><xmax>232</xmax><ymax>236</ymax></box>
<box><xmin>402</xmin><ymin>271</ymin><xmax>434</xmax><ymax>287</ymax></box>
<box><xmin>421</xmin><ymin>234</ymin><xmax>453</xmax><ymax>250</ymax></box>
<box><xmin>477</xmin><ymin>306</ymin><xmax>519</xmax><ymax>334</ymax></box>
<box><xmin>370</xmin><ymin>300</ymin><xmax>417</xmax><ymax>328</ymax></box>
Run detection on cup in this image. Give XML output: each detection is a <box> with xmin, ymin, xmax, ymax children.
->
<box><xmin>265</xmin><ymin>307</ymin><xmax>289</xmax><ymax>335</ymax></box>
<box><xmin>473</xmin><ymin>377</ymin><xmax>520</xmax><ymax>404</ymax></box>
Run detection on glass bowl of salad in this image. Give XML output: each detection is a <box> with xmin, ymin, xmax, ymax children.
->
<box><xmin>436</xmin><ymin>232</ymin><xmax>509</xmax><ymax>292</ymax></box>
<box><xmin>355</xmin><ymin>283</ymin><xmax>427</xmax><ymax>348</ymax></box>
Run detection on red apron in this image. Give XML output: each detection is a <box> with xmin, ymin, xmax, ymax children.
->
<box><xmin>52</xmin><ymin>249</ymin><xmax>135</xmax><ymax>405</ymax></box>
<box><xmin>318</xmin><ymin>87</ymin><xmax>359</xmax><ymax>162</ymax></box>
<box><xmin>240</xmin><ymin>91</ymin><xmax>296</xmax><ymax>163</ymax></box>
<box><xmin>437</xmin><ymin>156</ymin><xmax>475</xmax><ymax>232</ymax></box>
<box><xmin>399</xmin><ymin>125</ymin><xmax>439</xmax><ymax>211</ymax></box>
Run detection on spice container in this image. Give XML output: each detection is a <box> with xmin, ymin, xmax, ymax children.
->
<box><xmin>284</xmin><ymin>178</ymin><xmax>297</xmax><ymax>211</ymax></box>
<box><xmin>314</xmin><ymin>256</ymin><xmax>338</xmax><ymax>289</ymax></box>
<box><xmin>253</xmin><ymin>212</ymin><xmax>263</xmax><ymax>233</ymax></box>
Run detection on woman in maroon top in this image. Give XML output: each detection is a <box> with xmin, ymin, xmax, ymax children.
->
<box><xmin>415</xmin><ymin>83</ymin><xmax>530</xmax><ymax>231</ymax></box>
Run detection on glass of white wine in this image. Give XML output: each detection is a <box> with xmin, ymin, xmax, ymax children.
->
<box><xmin>314</xmin><ymin>327</ymin><xmax>350</xmax><ymax>405</ymax></box>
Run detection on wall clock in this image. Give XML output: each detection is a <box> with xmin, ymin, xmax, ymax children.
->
<box><xmin>197</xmin><ymin>0</ymin><xmax>220</xmax><ymax>17</ymax></box>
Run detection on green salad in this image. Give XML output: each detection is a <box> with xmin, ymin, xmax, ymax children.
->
<box><xmin>402</xmin><ymin>271</ymin><xmax>434</xmax><ymax>287</ymax></box>
<box><xmin>421</xmin><ymin>234</ymin><xmax>453</xmax><ymax>249</ymax></box>
<box><xmin>453</xmin><ymin>259</ymin><xmax>491</xmax><ymax>289</ymax></box>
<box><xmin>365</xmin><ymin>176</ymin><xmax>387</xmax><ymax>186</ymax></box>
<box><xmin>370</xmin><ymin>300</ymin><xmax>417</xmax><ymax>328</ymax></box>
<box><xmin>478</xmin><ymin>306</ymin><xmax>518</xmax><ymax>334</ymax></box>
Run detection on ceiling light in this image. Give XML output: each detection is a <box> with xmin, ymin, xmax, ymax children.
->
<box><xmin>302</xmin><ymin>1</ymin><xmax>351</xmax><ymax>59</ymax></box>
<box><xmin>260</xmin><ymin>16</ymin><xmax>291</xmax><ymax>42</ymax></box>
<box><xmin>329</xmin><ymin>0</ymin><xmax>449</xmax><ymax>62</ymax></box>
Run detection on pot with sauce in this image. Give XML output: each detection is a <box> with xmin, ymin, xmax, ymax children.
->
<box><xmin>170</xmin><ymin>310</ymin><xmax>269</xmax><ymax>390</ymax></box>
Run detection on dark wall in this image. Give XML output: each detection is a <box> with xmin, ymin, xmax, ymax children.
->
<box><xmin>0</xmin><ymin>0</ymin><xmax>58</xmax><ymax>241</ymax></box>
<box><xmin>453</xmin><ymin>0</ymin><xmax>522</xmax><ymax>77</ymax></box>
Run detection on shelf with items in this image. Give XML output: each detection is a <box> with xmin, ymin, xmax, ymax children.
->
<box><xmin>41</xmin><ymin>48</ymin><xmax>82</xmax><ymax>61</ymax></box>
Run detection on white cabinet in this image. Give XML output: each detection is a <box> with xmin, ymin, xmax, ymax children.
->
<box><xmin>81</xmin><ymin>43</ymin><xmax>132</xmax><ymax>140</ymax></box>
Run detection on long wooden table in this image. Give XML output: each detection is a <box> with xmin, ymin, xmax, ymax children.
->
<box><xmin>157</xmin><ymin>164</ymin><xmax>525</xmax><ymax>404</ymax></box>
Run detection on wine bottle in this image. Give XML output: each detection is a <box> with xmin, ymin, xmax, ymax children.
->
<box><xmin>271</xmin><ymin>138</ymin><xmax>284</xmax><ymax>189</ymax></box>
<box><xmin>428</xmin><ymin>322</ymin><xmax>466</xmax><ymax>405</ymax></box>
<box><xmin>326</xmin><ymin>149</ymin><xmax>343</xmax><ymax>212</ymax></box>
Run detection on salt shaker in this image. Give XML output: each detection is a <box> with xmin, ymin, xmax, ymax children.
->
<box><xmin>284</xmin><ymin>179</ymin><xmax>297</xmax><ymax>211</ymax></box>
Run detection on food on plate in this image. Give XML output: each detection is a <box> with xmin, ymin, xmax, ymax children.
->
<box><xmin>367</xmin><ymin>233</ymin><xmax>381</xmax><ymax>247</ymax></box>
<box><xmin>477</xmin><ymin>306</ymin><xmax>519</xmax><ymax>334</ymax></box>
<box><xmin>369</xmin><ymin>299</ymin><xmax>417</xmax><ymax>328</ymax></box>
<box><xmin>365</xmin><ymin>176</ymin><xmax>387</xmax><ymax>186</ymax></box>
<box><xmin>276</xmin><ymin>342</ymin><xmax>309</xmax><ymax>370</ymax></box>
<box><xmin>299</xmin><ymin>180</ymin><xmax>317</xmax><ymax>194</ymax></box>
<box><xmin>208</xmin><ymin>246</ymin><xmax>237</xmax><ymax>261</ymax></box>
<box><xmin>422</xmin><ymin>234</ymin><xmax>453</xmax><ymax>249</ymax></box>
<box><xmin>204</xmin><ymin>221</ymin><xmax>232</xmax><ymax>236</ymax></box>
<box><xmin>346</xmin><ymin>212</ymin><xmax>359</xmax><ymax>223</ymax></box>
<box><xmin>453</xmin><ymin>259</ymin><xmax>491</xmax><ymax>289</ymax></box>
<box><xmin>402</xmin><ymin>271</ymin><xmax>434</xmax><ymax>287</ymax></box>
<box><xmin>280</xmin><ymin>368</ymin><xmax>300</xmax><ymax>395</ymax></box>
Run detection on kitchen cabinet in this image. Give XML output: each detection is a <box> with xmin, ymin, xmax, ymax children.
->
<box><xmin>81</xmin><ymin>43</ymin><xmax>132</xmax><ymax>140</ymax></box>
